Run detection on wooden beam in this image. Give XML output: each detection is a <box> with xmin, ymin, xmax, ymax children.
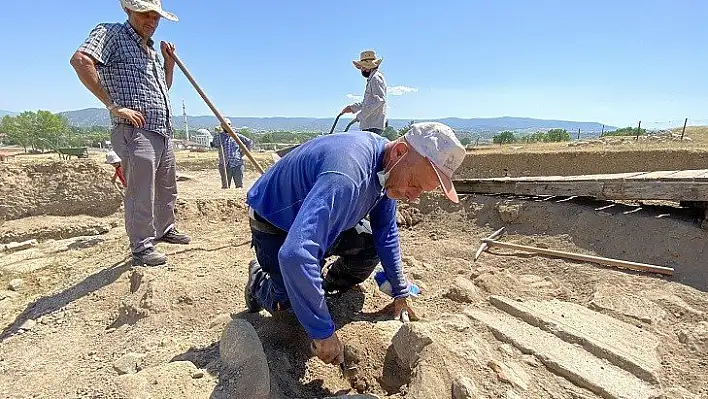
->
<box><xmin>454</xmin><ymin>179</ymin><xmax>708</xmax><ymax>201</ymax></box>
<box><xmin>481</xmin><ymin>239</ymin><xmax>674</xmax><ymax>276</ymax></box>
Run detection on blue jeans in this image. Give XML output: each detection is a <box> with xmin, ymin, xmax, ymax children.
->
<box><xmin>249</xmin><ymin>217</ymin><xmax>379</xmax><ymax>314</ymax></box>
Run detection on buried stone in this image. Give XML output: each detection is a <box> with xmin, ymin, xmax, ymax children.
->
<box><xmin>219</xmin><ymin>319</ymin><xmax>270</xmax><ymax>399</ymax></box>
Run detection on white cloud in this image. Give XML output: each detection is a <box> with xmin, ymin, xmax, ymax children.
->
<box><xmin>389</xmin><ymin>86</ymin><xmax>419</xmax><ymax>96</ymax></box>
<box><xmin>346</xmin><ymin>94</ymin><xmax>362</xmax><ymax>100</ymax></box>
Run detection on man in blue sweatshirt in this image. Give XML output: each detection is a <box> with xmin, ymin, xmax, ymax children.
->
<box><xmin>245</xmin><ymin>122</ymin><xmax>466</xmax><ymax>365</ymax></box>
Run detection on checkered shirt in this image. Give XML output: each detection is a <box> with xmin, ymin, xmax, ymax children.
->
<box><xmin>77</xmin><ymin>22</ymin><xmax>173</xmax><ymax>136</ymax></box>
<box><xmin>212</xmin><ymin>132</ymin><xmax>254</xmax><ymax>168</ymax></box>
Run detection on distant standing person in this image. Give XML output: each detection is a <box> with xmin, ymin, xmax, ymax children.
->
<box><xmin>211</xmin><ymin>118</ymin><xmax>255</xmax><ymax>189</ymax></box>
<box><xmin>105</xmin><ymin>150</ymin><xmax>127</xmax><ymax>188</ymax></box>
<box><xmin>69</xmin><ymin>0</ymin><xmax>190</xmax><ymax>266</ymax></box>
<box><xmin>342</xmin><ymin>50</ymin><xmax>387</xmax><ymax>135</ymax></box>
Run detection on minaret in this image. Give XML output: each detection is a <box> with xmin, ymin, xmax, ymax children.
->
<box><xmin>182</xmin><ymin>100</ymin><xmax>189</xmax><ymax>141</ymax></box>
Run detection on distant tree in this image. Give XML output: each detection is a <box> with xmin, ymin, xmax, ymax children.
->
<box><xmin>1</xmin><ymin>115</ymin><xmax>27</xmax><ymax>151</ymax></box>
<box><xmin>519</xmin><ymin>129</ymin><xmax>570</xmax><ymax>143</ymax></box>
<box><xmin>398</xmin><ymin>120</ymin><xmax>415</xmax><ymax>136</ymax></box>
<box><xmin>34</xmin><ymin>110</ymin><xmax>70</xmax><ymax>150</ymax></box>
<box><xmin>172</xmin><ymin>128</ymin><xmax>187</xmax><ymax>139</ymax></box>
<box><xmin>459</xmin><ymin>136</ymin><xmax>472</xmax><ymax>146</ymax></box>
<box><xmin>14</xmin><ymin>111</ymin><xmax>39</xmax><ymax>151</ymax></box>
<box><xmin>545</xmin><ymin>128</ymin><xmax>571</xmax><ymax>142</ymax></box>
<box><xmin>382</xmin><ymin>126</ymin><xmax>400</xmax><ymax>141</ymax></box>
<box><xmin>493</xmin><ymin>131</ymin><xmax>516</xmax><ymax>144</ymax></box>
<box><xmin>239</xmin><ymin>127</ymin><xmax>254</xmax><ymax>140</ymax></box>
<box><xmin>601</xmin><ymin>126</ymin><xmax>646</xmax><ymax>137</ymax></box>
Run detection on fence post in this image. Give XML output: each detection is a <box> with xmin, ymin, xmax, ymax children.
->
<box><xmin>577</xmin><ymin>128</ymin><xmax>581</xmax><ymax>140</ymax></box>
<box><xmin>635</xmin><ymin>121</ymin><xmax>642</xmax><ymax>140</ymax></box>
<box><xmin>681</xmin><ymin>118</ymin><xmax>688</xmax><ymax>140</ymax></box>
<box><xmin>601</xmin><ymin>125</ymin><xmax>605</xmax><ymax>137</ymax></box>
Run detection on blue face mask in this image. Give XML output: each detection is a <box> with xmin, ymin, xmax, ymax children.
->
<box><xmin>377</xmin><ymin>152</ymin><xmax>406</xmax><ymax>189</ymax></box>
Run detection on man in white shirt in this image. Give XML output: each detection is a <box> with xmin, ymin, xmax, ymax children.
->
<box><xmin>342</xmin><ymin>50</ymin><xmax>387</xmax><ymax>135</ymax></box>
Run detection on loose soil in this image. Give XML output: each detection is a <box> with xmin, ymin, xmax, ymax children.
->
<box><xmin>0</xmin><ymin>151</ymin><xmax>707</xmax><ymax>399</ymax></box>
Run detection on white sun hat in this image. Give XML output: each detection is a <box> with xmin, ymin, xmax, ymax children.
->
<box><xmin>403</xmin><ymin>122</ymin><xmax>466</xmax><ymax>203</ymax></box>
<box><xmin>105</xmin><ymin>150</ymin><xmax>121</xmax><ymax>164</ymax></box>
<box><xmin>353</xmin><ymin>50</ymin><xmax>383</xmax><ymax>70</ymax></box>
<box><xmin>119</xmin><ymin>0</ymin><xmax>178</xmax><ymax>22</ymax></box>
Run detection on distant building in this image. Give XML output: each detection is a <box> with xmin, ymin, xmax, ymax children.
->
<box><xmin>192</xmin><ymin>128</ymin><xmax>213</xmax><ymax>148</ymax></box>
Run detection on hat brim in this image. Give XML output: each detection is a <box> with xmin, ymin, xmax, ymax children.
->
<box><xmin>123</xmin><ymin>1</ymin><xmax>179</xmax><ymax>21</ymax></box>
<box><xmin>428</xmin><ymin>159</ymin><xmax>459</xmax><ymax>203</ymax></box>
<box><xmin>353</xmin><ymin>59</ymin><xmax>382</xmax><ymax>70</ymax></box>
<box><xmin>156</xmin><ymin>9</ymin><xmax>178</xmax><ymax>22</ymax></box>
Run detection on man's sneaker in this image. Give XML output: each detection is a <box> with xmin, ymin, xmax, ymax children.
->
<box><xmin>132</xmin><ymin>247</ymin><xmax>167</xmax><ymax>266</ymax></box>
<box><xmin>157</xmin><ymin>228</ymin><xmax>191</xmax><ymax>245</ymax></box>
<box><xmin>245</xmin><ymin>259</ymin><xmax>264</xmax><ymax>313</ymax></box>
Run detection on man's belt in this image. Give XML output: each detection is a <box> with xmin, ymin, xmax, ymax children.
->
<box><xmin>248</xmin><ymin>208</ymin><xmax>286</xmax><ymax>236</ymax></box>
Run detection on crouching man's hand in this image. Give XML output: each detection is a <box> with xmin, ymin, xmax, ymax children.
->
<box><xmin>312</xmin><ymin>332</ymin><xmax>344</xmax><ymax>365</ymax></box>
<box><xmin>393</xmin><ymin>296</ymin><xmax>419</xmax><ymax>322</ymax></box>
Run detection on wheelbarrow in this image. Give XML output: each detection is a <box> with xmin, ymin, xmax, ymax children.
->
<box><xmin>274</xmin><ymin>112</ymin><xmax>358</xmax><ymax>159</ymax></box>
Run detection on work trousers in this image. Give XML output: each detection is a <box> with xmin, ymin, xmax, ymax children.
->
<box><xmin>219</xmin><ymin>163</ymin><xmax>245</xmax><ymax>188</ymax></box>
<box><xmin>111</xmin><ymin>124</ymin><xmax>177</xmax><ymax>253</ymax></box>
<box><xmin>249</xmin><ymin>212</ymin><xmax>379</xmax><ymax>314</ymax></box>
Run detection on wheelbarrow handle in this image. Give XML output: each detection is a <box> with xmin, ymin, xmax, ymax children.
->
<box><xmin>328</xmin><ymin>112</ymin><xmax>345</xmax><ymax>135</ymax></box>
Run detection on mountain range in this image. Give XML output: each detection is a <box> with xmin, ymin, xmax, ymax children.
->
<box><xmin>0</xmin><ymin>110</ymin><xmax>18</xmax><ymax>118</ymax></box>
<box><xmin>2</xmin><ymin>108</ymin><xmax>617</xmax><ymax>137</ymax></box>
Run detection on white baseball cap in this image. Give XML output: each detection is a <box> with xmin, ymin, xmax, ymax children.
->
<box><xmin>403</xmin><ymin>122</ymin><xmax>466</xmax><ymax>203</ymax></box>
<box><xmin>105</xmin><ymin>150</ymin><xmax>121</xmax><ymax>164</ymax></box>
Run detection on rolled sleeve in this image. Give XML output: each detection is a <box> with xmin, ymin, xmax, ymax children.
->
<box><xmin>349</xmin><ymin>100</ymin><xmax>364</xmax><ymax>114</ymax></box>
<box><xmin>355</xmin><ymin>76</ymin><xmax>386</xmax><ymax>121</ymax></box>
<box><xmin>278</xmin><ymin>173</ymin><xmax>359</xmax><ymax>339</ymax></box>
<box><xmin>369</xmin><ymin>197</ymin><xmax>408</xmax><ymax>298</ymax></box>
<box><xmin>77</xmin><ymin>24</ymin><xmax>116</xmax><ymax>66</ymax></box>
<box><xmin>237</xmin><ymin>133</ymin><xmax>254</xmax><ymax>150</ymax></box>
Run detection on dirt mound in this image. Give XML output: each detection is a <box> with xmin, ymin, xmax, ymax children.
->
<box><xmin>0</xmin><ymin>160</ymin><xmax>122</xmax><ymax>221</ymax></box>
<box><xmin>0</xmin><ymin>215</ymin><xmax>118</xmax><ymax>244</ymax></box>
<box><xmin>460</xmin><ymin>148</ymin><xmax>708</xmax><ymax>178</ymax></box>
<box><xmin>2</xmin><ymin>169</ymin><xmax>708</xmax><ymax>398</ymax></box>
<box><xmin>174</xmin><ymin>197</ymin><xmax>248</xmax><ymax>222</ymax></box>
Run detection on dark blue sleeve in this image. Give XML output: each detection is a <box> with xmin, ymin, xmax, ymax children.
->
<box><xmin>237</xmin><ymin>133</ymin><xmax>254</xmax><ymax>150</ymax></box>
<box><xmin>278</xmin><ymin>173</ymin><xmax>359</xmax><ymax>339</ymax></box>
<box><xmin>369</xmin><ymin>197</ymin><xmax>409</xmax><ymax>298</ymax></box>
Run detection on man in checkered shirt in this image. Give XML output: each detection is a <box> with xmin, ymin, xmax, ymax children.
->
<box><xmin>70</xmin><ymin>0</ymin><xmax>190</xmax><ymax>266</ymax></box>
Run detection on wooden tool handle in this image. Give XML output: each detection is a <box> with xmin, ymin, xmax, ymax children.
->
<box><xmin>171</xmin><ymin>52</ymin><xmax>265</xmax><ymax>175</ymax></box>
<box><xmin>482</xmin><ymin>239</ymin><xmax>674</xmax><ymax>276</ymax></box>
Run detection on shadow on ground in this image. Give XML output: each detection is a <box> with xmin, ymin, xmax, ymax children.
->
<box><xmin>1</xmin><ymin>257</ymin><xmax>130</xmax><ymax>341</ymax></box>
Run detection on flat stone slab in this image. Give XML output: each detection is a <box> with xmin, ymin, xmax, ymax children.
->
<box><xmin>590</xmin><ymin>285</ymin><xmax>668</xmax><ymax>324</ymax></box>
<box><xmin>488</xmin><ymin>296</ymin><xmax>661</xmax><ymax>384</ymax></box>
<box><xmin>465</xmin><ymin>308</ymin><xmax>660</xmax><ymax>399</ymax></box>
<box><xmin>114</xmin><ymin>361</ymin><xmax>216</xmax><ymax>399</ymax></box>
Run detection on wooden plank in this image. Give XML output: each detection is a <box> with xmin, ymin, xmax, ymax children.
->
<box><xmin>456</xmin><ymin>179</ymin><xmax>708</xmax><ymax>202</ymax></box>
<box><xmin>625</xmin><ymin>170</ymin><xmax>683</xmax><ymax>180</ymax></box>
<box><xmin>602</xmin><ymin>181</ymin><xmax>708</xmax><ymax>201</ymax></box>
<box><xmin>659</xmin><ymin>169</ymin><xmax>708</xmax><ymax>180</ymax></box>
<box><xmin>482</xmin><ymin>239</ymin><xmax>674</xmax><ymax>275</ymax></box>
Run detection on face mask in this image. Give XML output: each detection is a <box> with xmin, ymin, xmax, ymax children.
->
<box><xmin>377</xmin><ymin>152</ymin><xmax>406</xmax><ymax>188</ymax></box>
<box><xmin>361</xmin><ymin>70</ymin><xmax>371</xmax><ymax>78</ymax></box>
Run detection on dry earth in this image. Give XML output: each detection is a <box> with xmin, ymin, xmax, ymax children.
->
<box><xmin>0</xmin><ymin>149</ymin><xmax>707</xmax><ymax>399</ymax></box>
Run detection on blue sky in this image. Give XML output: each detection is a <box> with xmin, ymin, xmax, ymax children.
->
<box><xmin>1</xmin><ymin>1</ymin><xmax>707</xmax><ymax>127</ymax></box>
